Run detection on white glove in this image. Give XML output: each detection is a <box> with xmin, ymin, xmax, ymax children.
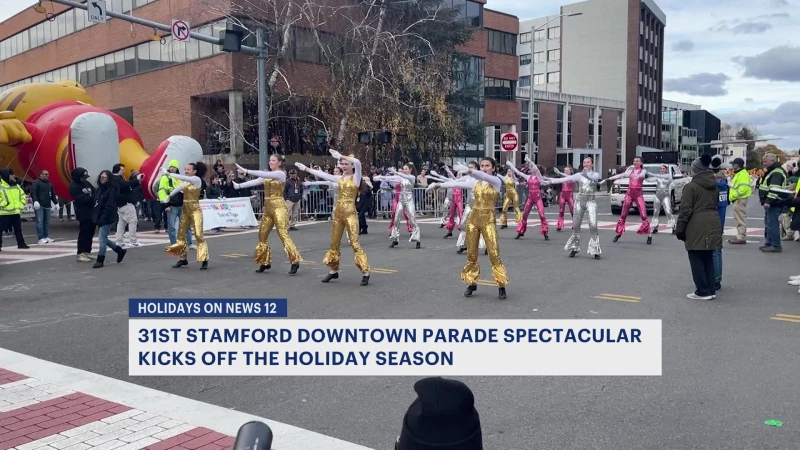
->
<box><xmin>430</xmin><ymin>170</ymin><xmax>440</xmax><ymax>177</ymax></box>
<box><xmin>82</xmin><ymin>188</ymin><xmax>91</xmax><ymax>194</ymax></box>
<box><xmin>524</xmin><ymin>156</ymin><xmax>532</xmax><ymax>163</ymax></box>
<box><xmin>233</xmin><ymin>182</ymin><xmax>241</xmax><ymax>190</ymax></box>
<box><xmin>160</xmin><ymin>167</ymin><xmax>168</xmax><ymax>175</ymax></box>
<box><xmin>453</xmin><ymin>164</ymin><xmax>469</xmax><ymax>173</ymax></box>
<box><xmin>33</xmin><ymin>201</ymin><xmax>40</xmax><ymax>210</ymax></box>
<box><xmin>236</xmin><ymin>164</ymin><xmax>248</xmax><ymax>176</ymax></box>
<box><xmin>506</xmin><ymin>160</ymin><xmax>514</xmax><ymax>167</ymax></box>
<box><xmin>426</xmin><ymin>184</ymin><xmax>438</xmax><ymax>192</ymax></box>
<box><xmin>295</xmin><ymin>162</ymin><xmax>308</xmax><ymax>171</ymax></box>
<box><xmin>329</xmin><ymin>149</ymin><xmax>342</xmax><ymax>159</ymax></box>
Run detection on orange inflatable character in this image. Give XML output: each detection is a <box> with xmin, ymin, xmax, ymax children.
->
<box><xmin>0</xmin><ymin>81</ymin><xmax>202</xmax><ymax>201</ymax></box>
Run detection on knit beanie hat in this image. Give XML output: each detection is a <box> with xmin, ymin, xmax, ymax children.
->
<box><xmin>396</xmin><ymin>377</ymin><xmax>483</xmax><ymax>450</ymax></box>
<box><xmin>691</xmin><ymin>154</ymin><xmax>712</xmax><ymax>174</ymax></box>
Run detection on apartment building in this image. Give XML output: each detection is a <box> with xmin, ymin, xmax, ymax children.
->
<box><xmin>516</xmin><ymin>0</ymin><xmax>666</xmax><ymax>167</ymax></box>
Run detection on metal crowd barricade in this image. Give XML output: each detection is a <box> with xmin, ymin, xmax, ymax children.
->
<box><xmin>250</xmin><ymin>186</ymin><xmax>514</xmax><ymax>222</ymax></box>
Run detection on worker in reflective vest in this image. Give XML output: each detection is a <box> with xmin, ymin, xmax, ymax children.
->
<box><xmin>757</xmin><ymin>152</ymin><xmax>787</xmax><ymax>252</ymax></box>
<box><xmin>0</xmin><ymin>168</ymin><xmax>30</xmax><ymax>250</ymax></box>
<box><xmin>727</xmin><ymin>158</ymin><xmax>752</xmax><ymax>244</ymax></box>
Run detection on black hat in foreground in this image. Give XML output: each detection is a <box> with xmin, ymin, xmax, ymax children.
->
<box><xmin>396</xmin><ymin>377</ymin><xmax>482</xmax><ymax>450</ymax></box>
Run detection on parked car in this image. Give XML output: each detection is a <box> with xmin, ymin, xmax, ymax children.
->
<box><xmin>610</xmin><ymin>164</ymin><xmax>690</xmax><ymax>215</ymax></box>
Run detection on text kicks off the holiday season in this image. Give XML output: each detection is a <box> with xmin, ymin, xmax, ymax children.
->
<box><xmin>128</xmin><ymin>299</ymin><xmax>663</xmax><ymax>376</ymax></box>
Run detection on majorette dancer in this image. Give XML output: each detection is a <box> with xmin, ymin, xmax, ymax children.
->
<box><xmin>386</xmin><ymin>168</ymin><xmax>413</xmax><ymax>235</ymax></box>
<box><xmin>435</xmin><ymin>166</ymin><xmax>453</xmax><ymax>229</ymax></box>
<box><xmin>498</xmin><ymin>167</ymin><xmax>522</xmax><ymax>229</ymax></box>
<box><xmin>428</xmin><ymin>168</ymin><xmax>464</xmax><ymax>239</ymax></box>
<box><xmin>553</xmin><ymin>166</ymin><xmax>576</xmax><ymax>232</ymax></box>
<box><xmin>303</xmin><ymin>174</ymin><xmax>352</xmax><ymax>245</ymax></box>
<box><xmin>645</xmin><ymin>165</ymin><xmax>677</xmax><ymax>245</ymax></box>
<box><xmin>161</xmin><ymin>162</ymin><xmax>210</xmax><ymax>270</ymax></box>
<box><xmin>234</xmin><ymin>157</ymin><xmax>302</xmax><ymax>275</ymax></box>
<box><xmin>295</xmin><ymin>150</ymin><xmax>371</xmax><ymax>286</ymax></box>
<box><xmin>602</xmin><ymin>156</ymin><xmax>651</xmax><ymax>242</ymax></box>
<box><xmin>374</xmin><ymin>165</ymin><xmax>421</xmax><ymax>249</ymax></box>
<box><xmin>452</xmin><ymin>159</ymin><xmax>509</xmax><ymax>300</ymax></box>
<box><xmin>544</xmin><ymin>157</ymin><xmax>602</xmax><ymax>259</ymax></box>
<box><xmin>505</xmin><ymin>158</ymin><xmax>550</xmax><ymax>240</ymax></box>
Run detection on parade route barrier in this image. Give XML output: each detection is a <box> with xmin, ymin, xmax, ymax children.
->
<box><xmin>201</xmin><ymin>197</ymin><xmax>259</xmax><ymax>230</ymax></box>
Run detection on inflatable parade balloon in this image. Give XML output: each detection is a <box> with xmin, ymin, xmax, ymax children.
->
<box><xmin>0</xmin><ymin>81</ymin><xmax>202</xmax><ymax>201</ymax></box>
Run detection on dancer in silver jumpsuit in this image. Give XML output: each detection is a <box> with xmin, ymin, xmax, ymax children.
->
<box><xmin>544</xmin><ymin>156</ymin><xmax>602</xmax><ymax>259</ymax></box>
<box><xmin>646</xmin><ymin>164</ymin><xmax>676</xmax><ymax>245</ymax></box>
<box><xmin>428</xmin><ymin>163</ymin><xmax>486</xmax><ymax>254</ymax></box>
<box><xmin>374</xmin><ymin>165</ymin><xmax>421</xmax><ymax>249</ymax></box>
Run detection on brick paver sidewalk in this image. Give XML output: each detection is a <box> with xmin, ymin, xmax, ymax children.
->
<box><xmin>0</xmin><ymin>369</ymin><xmax>233</xmax><ymax>450</ymax></box>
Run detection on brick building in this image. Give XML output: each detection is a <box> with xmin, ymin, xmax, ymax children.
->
<box><xmin>0</xmin><ymin>0</ymin><xmax>520</xmax><ymax>163</ymax></box>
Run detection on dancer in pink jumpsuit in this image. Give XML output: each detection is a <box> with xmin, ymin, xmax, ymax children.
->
<box><xmin>603</xmin><ymin>156</ymin><xmax>651</xmax><ymax>242</ymax></box>
<box><xmin>505</xmin><ymin>158</ymin><xmax>550</xmax><ymax>240</ymax></box>
<box><xmin>553</xmin><ymin>165</ymin><xmax>576</xmax><ymax>231</ymax></box>
<box><xmin>387</xmin><ymin>180</ymin><xmax>412</xmax><ymax>234</ymax></box>
<box><xmin>428</xmin><ymin>168</ymin><xmax>465</xmax><ymax>238</ymax></box>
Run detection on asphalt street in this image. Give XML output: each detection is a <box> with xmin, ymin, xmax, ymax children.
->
<box><xmin>1</xmin><ymin>195</ymin><xmax>798</xmax><ymax>449</ymax></box>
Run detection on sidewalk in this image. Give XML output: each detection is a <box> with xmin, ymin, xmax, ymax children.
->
<box><xmin>0</xmin><ymin>349</ymin><xmax>370</xmax><ymax>450</ymax></box>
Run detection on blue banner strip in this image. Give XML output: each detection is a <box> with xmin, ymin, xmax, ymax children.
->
<box><xmin>129</xmin><ymin>299</ymin><xmax>288</xmax><ymax>318</ymax></box>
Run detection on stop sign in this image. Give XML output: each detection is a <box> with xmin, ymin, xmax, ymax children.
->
<box><xmin>501</xmin><ymin>133</ymin><xmax>518</xmax><ymax>151</ymax></box>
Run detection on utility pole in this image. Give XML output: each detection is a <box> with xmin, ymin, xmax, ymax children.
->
<box><xmin>45</xmin><ymin>0</ymin><xmax>272</xmax><ymax>170</ymax></box>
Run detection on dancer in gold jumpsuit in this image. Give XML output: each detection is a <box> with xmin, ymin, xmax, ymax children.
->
<box><xmin>498</xmin><ymin>167</ymin><xmax>522</xmax><ymax>229</ymax></box>
<box><xmin>161</xmin><ymin>162</ymin><xmax>209</xmax><ymax>270</ymax></box>
<box><xmin>234</xmin><ymin>155</ymin><xmax>302</xmax><ymax>275</ymax></box>
<box><xmin>453</xmin><ymin>158</ymin><xmax>509</xmax><ymax>299</ymax></box>
<box><xmin>295</xmin><ymin>149</ymin><xmax>371</xmax><ymax>286</ymax></box>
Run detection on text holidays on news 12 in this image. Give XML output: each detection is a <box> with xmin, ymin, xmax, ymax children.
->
<box><xmin>128</xmin><ymin>318</ymin><xmax>663</xmax><ymax>377</ymax></box>
<box><xmin>128</xmin><ymin>298</ymin><xmax>288</xmax><ymax>318</ymax></box>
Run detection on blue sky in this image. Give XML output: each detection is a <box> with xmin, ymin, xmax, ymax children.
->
<box><xmin>2</xmin><ymin>0</ymin><xmax>799</xmax><ymax>149</ymax></box>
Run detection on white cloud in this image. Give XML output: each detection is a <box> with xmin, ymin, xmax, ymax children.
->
<box><xmin>0</xmin><ymin>0</ymin><xmax>37</xmax><ymax>23</ymax></box>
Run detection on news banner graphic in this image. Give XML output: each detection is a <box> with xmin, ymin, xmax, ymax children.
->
<box><xmin>129</xmin><ymin>300</ymin><xmax>663</xmax><ymax>376</ymax></box>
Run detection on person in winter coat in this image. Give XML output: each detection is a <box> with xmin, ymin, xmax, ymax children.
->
<box><xmin>710</xmin><ymin>156</ymin><xmax>729</xmax><ymax>292</ymax></box>
<box><xmin>675</xmin><ymin>154</ymin><xmax>723</xmax><ymax>301</ymax></box>
<box><xmin>92</xmin><ymin>170</ymin><xmax>127</xmax><ymax>268</ymax></box>
<box><xmin>0</xmin><ymin>168</ymin><xmax>29</xmax><ymax>251</ymax></box>
<box><xmin>68</xmin><ymin>167</ymin><xmax>97</xmax><ymax>262</ymax></box>
<box><xmin>30</xmin><ymin>169</ymin><xmax>58</xmax><ymax>243</ymax></box>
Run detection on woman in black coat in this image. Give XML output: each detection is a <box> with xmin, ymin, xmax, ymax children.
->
<box><xmin>675</xmin><ymin>155</ymin><xmax>723</xmax><ymax>301</ymax></box>
<box><xmin>92</xmin><ymin>170</ymin><xmax>127</xmax><ymax>268</ymax></box>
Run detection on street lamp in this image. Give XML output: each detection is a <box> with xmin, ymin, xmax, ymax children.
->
<box><xmin>531</xmin><ymin>12</ymin><xmax>582</xmax><ymax>93</ymax></box>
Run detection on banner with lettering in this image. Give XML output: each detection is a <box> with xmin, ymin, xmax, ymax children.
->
<box><xmin>201</xmin><ymin>197</ymin><xmax>259</xmax><ymax>229</ymax></box>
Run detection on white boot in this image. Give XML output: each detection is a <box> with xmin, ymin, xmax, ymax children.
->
<box><xmin>789</xmin><ymin>275</ymin><xmax>800</xmax><ymax>281</ymax></box>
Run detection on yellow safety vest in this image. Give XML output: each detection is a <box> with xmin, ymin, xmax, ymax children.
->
<box><xmin>729</xmin><ymin>170</ymin><xmax>752</xmax><ymax>202</ymax></box>
<box><xmin>0</xmin><ymin>181</ymin><xmax>26</xmax><ymax>216</ymax></box>
<box><xmin>791</xmin><ymin>182</ymin><xmax>800</xmax><ymax>212</ymax></box>
<box><xmin>758</xmin><ymin>166</ymin><xmax>788</xmax><ymax>202</ymax></box>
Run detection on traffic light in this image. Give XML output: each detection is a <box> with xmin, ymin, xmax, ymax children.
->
<box><xmin>219</xmin><ymin>24</ymin><xmax>245</xmax><ymax>52</ymax></box>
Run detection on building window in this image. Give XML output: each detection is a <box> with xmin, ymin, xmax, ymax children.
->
<box><xmin>547</xmin><ymin>26</ymin><xmax>560</xmax><ymax>39</ymax></box>
<box><xmin>293</xmin><ymin>27</ymin><xmax>320</xmax><ymax>63</ymax></box>
<box><xmin>588</xmin><ymin>108</ymin><xmax>595</xmax><ymax>146</ymax></box>
<box><xmin>532</xmin><ymin>101</ymin><xmax>539</xmax><ymax>151</ymax></box>
<box><xmin>556</xmin><ymin>104</ymin><xmax>564</xmax><ymax>148</ymax></box>
<box><xmin>533</xmin><ymin>73</ymin><xmax>544</xmax><ymax>85</ymax></box>
<box><xmin>533</xmin><ymin>51</ymin><xmax>544</xmax><ymax>63</ymax></box>
<box><xmin>487</xmin><ymin>29</ymin><xmax>516</xmax><ymax>55</ymax></box>
<box><xmin>598</xmin><ymin>109</ymin><xmax>603</xmax><ymax>142</ymax></box>
<box><xmin>519</xmin><ymin>53</ymin><xmax>531</xmax><ymax>65</ymax></box>
<box><xmin>521</xmin><ymin>100</ymin><xmax>529</xmax><ymax>151</ymax></box>
<box><xmin>520</xmin><ymin>32</ymin><xmax>531</xmax><ymax>43</ymax></box>
<box><xmin>547</xmin><ymin>49</ymin><xmax>560</xmax><ymax>61</ymax></box>
<box><xmin>547</xmin><ymin>71</ymin><xmax>559</xmax><ymax>84</ymax></box>
<box><xmin>519</xmin><ymin>76</ymin><xmax>530</xmax><ymax>87</ymax></box>
<box><xmin>484</xmin><ymin>77</ymin><xmax>515</xmax><ymax>100</ymax></box>
<box><xmin>567</xmin><ymin>105</ymin><xmax>572</xmax><ymax>148</ymax></box>
<box><xmin>534</xmin><ymin>29</ymin><xmax>545</xmax><ymax>41</ymax></box>
<box><xmin>451</xmin><ymin>0</ymin><xmax>483</xmax><ymax>27</ymax></box>
<box><xmin>493</xmin><ymin>126</ymin><xmax>502</xmax><ymax>151</ymax></box>
<box><xmin>617</xmin><ymin>113</ymin><xmax>623</xmax><ymax>154</ymax></box>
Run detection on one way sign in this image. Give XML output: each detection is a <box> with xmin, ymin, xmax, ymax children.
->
<box><xmin>87</xmin><ymin>0</ymin><xmax>107</xmax><ymax>24</ymax></box>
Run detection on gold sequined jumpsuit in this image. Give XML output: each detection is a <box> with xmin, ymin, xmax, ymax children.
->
<box><xmin>500</xmin><ymin>175</ymin><xmax>522</xmax><ymax>227</ymax></box>
<box><xmin>165</xmin><ymin>183</ymin><xmax>209</xmax><ymax>262</ymax></box>
<box><xmin>462</xmin><ymin>181</ymin><xmax>508</xmax><ymax>286</ymax></box>
<box><xmin>323</xmin><ymin>176</ymin><xmax>370</xmax><ymax>272</ymax></box>
<box><xmin>255</xmin><ymin>178</ymin><xmax>302</xmax><ymax>266</ymax></box>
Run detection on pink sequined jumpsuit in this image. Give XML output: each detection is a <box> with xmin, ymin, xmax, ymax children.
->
<box><xmin>388</xmin><ymin>182</ymin><xmax>412</xmax><ymax>233</ymax></box>
<box><xmin>445</xmin><ymin>187</ymin><xmax>464</xmax><ymax>232</ymax></box>
<box><xmin>615</xmin><ymin>168</ymin><xmax>650</xmax><ymax>236</ymax></box>
<box><xmin>517</xmin><ymin>175</ymin><xmax>549</xmax><ymax>237</ymax></box>
<box><xmin>556</xmin><ymin>177</ymin><xmax>575</xmax><ymax>231</ymax></box>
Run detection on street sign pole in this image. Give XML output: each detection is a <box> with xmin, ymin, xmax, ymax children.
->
<box><xmin>46</xmin><ymin>0</ymin><xmax>270</xmax><ymax>170</ymax></box>
<box><xmin>256</xmin><ymin>28</ymin><xmax>268</xmax><ymax>171</ymax></box>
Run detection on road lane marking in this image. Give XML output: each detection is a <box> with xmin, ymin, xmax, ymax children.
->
<box><xmin>771</xmin><ymin>314</ymin><xmax>800</xmax><ymax>323</ymax></box>
<box><xmin>594</xmin><ymin>294</ymin><xmax>641</xmax><ymax>303</ymax></box>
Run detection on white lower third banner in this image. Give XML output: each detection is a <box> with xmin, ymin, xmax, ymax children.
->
<box><xmin>200</xmin><ymin>197</ymin><xmax>259</xmax><ymax>230</ymax></box>
<box><xmin>129</xmin><ymin>319</ymin><xmax>662</xmax><ymax>376</ymax></box>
